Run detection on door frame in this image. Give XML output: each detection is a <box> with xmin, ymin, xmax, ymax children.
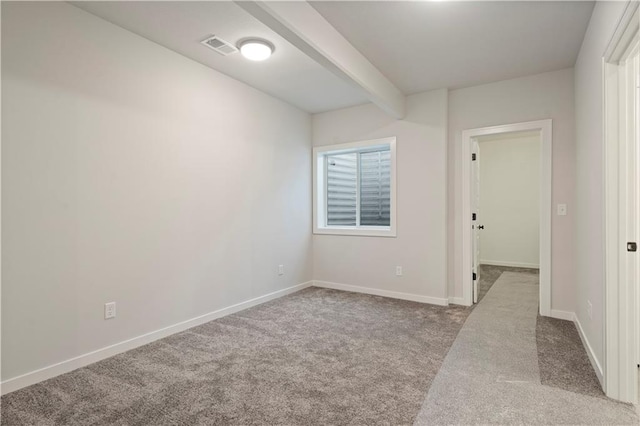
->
<box><xmin>471</xmin><ymin>139</ymin><xmax>480</xmax><ymax>304</ymax></box>
<box><xmin>603</xmin><ymin>0</ymin><xmax>639</xmax><ymax>404</ymax></box>
<box><xmin>461</xmin><ymin>119</ymin><xmax>552</xmax><ymax>314</ymax></box>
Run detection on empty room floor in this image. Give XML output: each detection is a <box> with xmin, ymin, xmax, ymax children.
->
<box><xmin>2</xmin><ymin>271</ymin><xmax>637</xmax><ymax>425</ymax></box>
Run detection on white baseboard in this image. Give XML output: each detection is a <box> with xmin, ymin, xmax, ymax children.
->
<box><xmin>313</xmin><ymin>280</ymin><xmax>448</xmax><ymax>306</ymax></box>
<box><xmin>448</xmin><ymin>296</ymin><xmax>468</xmax><ymax>306</ymax></box>
<box><xmin>1</xmin><ymin>281</ymin><xmax>313</xmax><ymax>395</ymax></box>
<box><xmin>573</xmin><ymin>313</ymin><xmax>604</xmax><ymax>386</ymax></box>
<box><xmin>549</xmin><ymin>309</ymin><xmax>575</xmax><ymax>321</ymax></box>
<box><xmin>480</xmin><ymin>259</ymin><xmax>540</xmax><ymax>269</ymax></box>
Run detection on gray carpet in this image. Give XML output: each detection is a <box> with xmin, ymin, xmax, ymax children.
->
<box><xmin>4</xmin><ymin>277</ymin><xmax>635</xmax><ymax>425</ymax></box>
<box><xmin>537</xmin><ymin>315</ymin><xmax>606</xmax><ymax>399</ymax></box>
<box><xmin>477</xmin><ymin>264</ymin><xmax>539</xmax><ymax>303</ymax></box>
<box><xmin>1</xmin><ymin>287</ymin><xmax>471</xmax><ymax>425</ymax></box>
<box><xmin>480</xmin><ymin>264</ymin><xmax>606</xmax><ymax>400</ymax></box>
<box><xmin>414</xmin><ymin>271</ymin><xmax>638</xmax><ymax>425</ymax></box>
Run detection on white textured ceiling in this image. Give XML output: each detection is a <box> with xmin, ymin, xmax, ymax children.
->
<box><xmin>311</xmin><ymin>1</ymin><xmax>594</xmax><ymax>94</ymax></box>
<box><xmin>73</xmin><ymin>1</ymin><xmax>594</xmax><ymax>114</ymax></box>
<box><xmin>71</xmin><ymin>1</ymin><xmax>369</xmax><ymax>113</ymax></box>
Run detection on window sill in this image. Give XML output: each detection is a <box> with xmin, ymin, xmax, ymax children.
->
<box><xmin>313</xmin><ymin>227</ymin><xmax>397</xmax><ymax>238</ymax></box>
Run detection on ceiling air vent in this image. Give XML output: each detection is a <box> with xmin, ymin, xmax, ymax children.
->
<box><xmin>200</xmin><ymin>35</ymin><xmax>238</xmax><ymax>56</ymax></box>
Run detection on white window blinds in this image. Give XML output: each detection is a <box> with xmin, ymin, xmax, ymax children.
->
<box><xmin>360</xmin><ymin>150</ymin><xmax>391</xmax><ymax>226</ymax></box>
<box><xmin>326</xmin><ymin>153</ymin><xmax>357</xmax><ymax>226</ymax></box>
<box><xmin>326</xmin><ymin>148</ymin><xmax>391</xmax><ymax>227</ymax></box>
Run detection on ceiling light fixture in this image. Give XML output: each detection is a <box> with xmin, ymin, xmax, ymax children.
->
<box><xmin>238</xmin><ymin>39</ymin><xmax>274</xmax><ymax>61</ymax></box>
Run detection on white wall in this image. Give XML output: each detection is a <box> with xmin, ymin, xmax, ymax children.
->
<box><xmin>574</xmin><ymin>0</ymin><xmax>628</xmax><ymax>372</ymax></box>
<box><xmin>312</xmin><ymin>89</ymin><xmax>449</xmax><ymax>303</ymax></box>
<box><xmin>448</xmin><ymin>68</ymin><xmax>576</xmax><ymax>312</ymax></box>
<box><xmin>479</xmin><ymin>133</ymin><xmax>540</xmax><ymax>269</ymax></box>
<box><xmin>1</xmin><ymin>2</ymin><xmax>312</xmax><ymax>382</ymax></box>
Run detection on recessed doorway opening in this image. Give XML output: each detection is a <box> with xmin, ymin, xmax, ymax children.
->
<box><xmin>472</xmin><ymin>130</ymin><xmax>541</xmax><ymax>303</ymax></box>
<box><xmin>461</xmin><ymin>120</ymin><xmax>552</xmax><ymax>314</ymax></box>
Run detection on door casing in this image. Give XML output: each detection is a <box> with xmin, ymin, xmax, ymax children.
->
<box><xmin>603</xmin><ymin>0</ymin><xmax>640</xmax><ymax>404</ymax></box>
<box><xmin>471</xmin><ymin>140</ymin><xmax>480</xmax><ymax>303</ymax></box>
<box><xmin>460</xmin><ymin>120</ymin><xmax>552</xmax><ymax>314</ymax></box>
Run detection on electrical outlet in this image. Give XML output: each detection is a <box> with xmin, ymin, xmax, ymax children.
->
<box><xmin>105</xmin><ymin>302</ymin><xmax>116</xmax><ymax>320</ymax></box>
<box><xmin>587</xmin><ymin>300</ymin><xmax>592</xmax><ymax>320</ymax></box>
<box><xmin>396</xmin><ymin>266</ymin><xmax>403</xmax><ymax>276</ymax></box>
<box><xmin>278</xmin><ymin>264</ymin><xmax>284</xmax><ymax>276</ymax></box>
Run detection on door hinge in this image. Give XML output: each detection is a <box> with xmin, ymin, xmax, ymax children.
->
<box><xmin>628</xmin><ymin>242</ymin><xmax>637</xmax><ymax>252</ymax></box>
<box><xmin>473</xmin><ymin>272</ymin><xmax>477</xmax><ymax>281</ymax></box>
<box><xmin>472</xmin><ymin>213</ymin><xmax>476</xmax><ymax>221</ymax></box>
<box><xmin>472</xmin><ymin>153</ymin><xmax>476</xmax><ymax>161</ymax></box>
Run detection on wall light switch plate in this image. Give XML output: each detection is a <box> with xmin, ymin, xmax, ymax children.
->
<box><xmin>557</xmin><ymin>204</ymin><xmax>567</xmax><ymax>216</ymax></box>
<box><xmin>278</xmin><ymin>265</ymin><xmax>284</xmax><ymax>276</ymax></box>
<box><xmin>105</xmin><ymin>302</ymin><xmax>116</xmax><ymax>320</ymax></box>
<box><xmin>396</xmin><ymin>266</ymin><xmax>403</xmax><ymax>276</ymax></box>
<box><xmin>587</xmin><ymin>300</ymin><xmax>592</xmax><ymax>320</ymax></box>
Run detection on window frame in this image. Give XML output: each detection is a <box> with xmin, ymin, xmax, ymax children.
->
<box><xmin>313</xmin><ymin>137</ymin><xmax>397</xmax><ymax>237</ymax></box>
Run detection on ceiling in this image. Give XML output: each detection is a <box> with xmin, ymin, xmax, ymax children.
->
<box><xmin>311</xmin><ymin>1</ymin><xmax>595</xmax><ymax>94</ymax></box>
<box><xmin>72</xmin><ymin>1</ymin><xmax>595</xmax><ymax>114</ymax></box>
<box><xmin>71</xmin><ymin>1</ymin><xmax>369</xmax><ymax>113</ymax></box>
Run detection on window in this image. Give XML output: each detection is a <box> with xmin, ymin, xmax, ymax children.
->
<box><xmin>313</xmin><ymin>137</ymin><xmax>396</xmax><ymax>237</ymax></box>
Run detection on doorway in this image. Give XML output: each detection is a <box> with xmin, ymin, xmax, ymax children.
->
<box><xmin>461</xmin><ymin>120</ymin><xmax>552</xmax><ymax>314</ymax></box>
<box><xmin>471</xmin><ymin>131</ymin><xmax>542</xmax><ymax>303</ymax></box>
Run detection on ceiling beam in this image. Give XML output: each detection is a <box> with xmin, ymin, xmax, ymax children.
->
<box><xmin>236</xmin><ymin>1</ymin><xmax>406</xmax><ymax>119</ymax></box>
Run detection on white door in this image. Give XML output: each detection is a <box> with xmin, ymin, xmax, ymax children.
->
<box><xmin>472</xmin><ymin>139</ymin><xmax>481</xmax><ymax>303</ymax></box>
<box><xmin>634</xmin><ymin>46</ymin><xmax>640</xmax><ymax>397</ymax></box>
<box><xmin>627</xmin><ymin>38</ymin><xmax>640</xmax><ymax>384</ymax></box>
<box><xmin>620</xmin><ymin>34</ymin><xmax>640</xmax><ymax>395</ymax></box>
<box><xmin>603</xmin><ymin>19</ymin><xmax>640</xmax><ymax>402</ymax></box>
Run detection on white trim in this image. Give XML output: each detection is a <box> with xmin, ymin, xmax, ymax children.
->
<box><xmin>604</xmin><ymin>1</ymin><xmax>640</xmax><ymax>63</ymax></box>
<box><xmin>603</xmin><ymin>1</ymin><xmax>640</xmax><ymax>403</ymax></box>
<box><xmin>1</xmin><ymin>281</ymin><xmax>313</xmax><ymax>395</ymax></box>
<box><xmin>479</xmin><ymin>260</ymin><xmax>540</xmax><ymax>269</ymax></box>
<box><xmin>313</xmin><ymin>280</ymin><xmax>448</xmax><ymax>306</ymax></box>
<box><xmin>574</xmin><ymin>313</ymin><xmax>605</xmax><ymax>386</ymax></box>
<box><xmin>461</xmin><ymin>120</ymin><xmax>552</xmax><ymax>316</ymax></box>
<box><xmin>313</xmin><ymin>226</ymin><xmax>396</xmax><ymax>238</ymax></box>
<box><xmin>313</xmin><ymin>137</ymin><xmax>397</xmax><ymax>238</ymax></box>
<box><xmin>448</xmin><ymin>297</ymin><xmax>466</xmax><ymax>306</ymax></box>
<box><xmin>549</xmin><ymin>309</ymin><xmax>575</xmax><ymax>322</ymax></box>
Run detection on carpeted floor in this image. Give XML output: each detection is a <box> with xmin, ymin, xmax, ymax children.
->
<box><xmin>537</xmin><ymin>315</ymin><xmax>605</xmax><ymax>399</ymax></box>
<box><xmin>415</xmin><ymin>271</ymin><xmax>638</xmax><ymax>425</ymax></box>
<box><xmin>1</xmin><ymin>287</ymin><xmax>471</xmax><ymax>425</ymax></box>
<box><xmin>477</xmin><ymin>264</ymin><xmax>539</xmax><ymax>302</ymax></box>
<box><xmin>3</xmin><ymin>271</ymin><xmax>634</xmax><ymax>425</ymax></box>
<box><xmin>479</xmin><ymin>264</ymin><xmax>605</xmax><ymax>400</ymax></box>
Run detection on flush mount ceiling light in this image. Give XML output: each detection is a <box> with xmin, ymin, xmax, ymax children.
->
<box><xmin>238</xmin><ymin>39</ymin><xmax>274</xmax><ymax>61</ymax></box>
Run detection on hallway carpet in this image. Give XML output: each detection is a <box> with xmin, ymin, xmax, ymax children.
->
<box><xmin>414</xmin><ymin>271</ymin><xmax>638</xmax><ymax>425</ymax></box>
<box><xmin>1</xmin><ymin>288</ymin><xmax>470</xmax><ymax>425</ymax></box>
<box><xmin>477</xmin><ymin>264</ymin><xmax>539</xmax><ymax>302</ymax></box>
<box><xmin>479</xmin><ymin>264</ymin><xmax>606</xmax><ymax>399</ymax></box>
